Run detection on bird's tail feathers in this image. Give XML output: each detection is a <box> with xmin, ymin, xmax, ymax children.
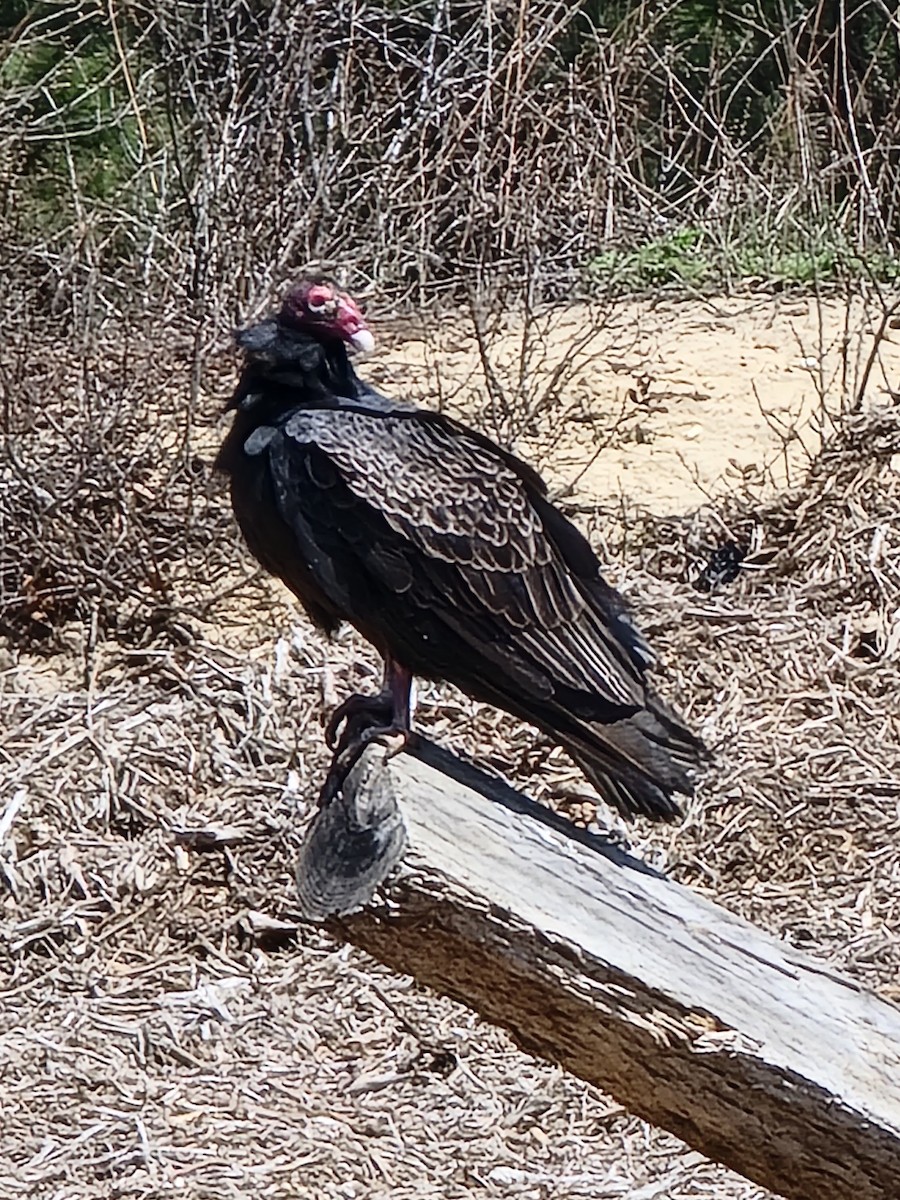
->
<box><xmin>561</xmin><ymin>691</ymin><xmax>708</xmax><ymax>822</ymax></box>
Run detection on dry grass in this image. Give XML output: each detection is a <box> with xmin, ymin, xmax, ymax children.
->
<box><xmin>2</xmin><ymin>320</ymin><xmax>900</xmax><ymax>1197</ymax></box>
<box><xmin>0</xmin><ymin>633</ymin><xmax>768</xmax><ymax>1199</ymax></box>
<box><xmin>0</xmin><ymin>330</ymin><xmax>269</xmax><ymax>649</ymax></box>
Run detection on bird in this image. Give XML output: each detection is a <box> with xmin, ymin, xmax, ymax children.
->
<box><xmin>216</xmin><ymin>277</ymin><xmax>707</xmax><ymax>820</ymax></box>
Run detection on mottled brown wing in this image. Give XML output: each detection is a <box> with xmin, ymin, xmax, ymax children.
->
<box><xmin>283</xmin><ymin>409</ymin><xmax>646</xmax><ymax>710</ymax></box>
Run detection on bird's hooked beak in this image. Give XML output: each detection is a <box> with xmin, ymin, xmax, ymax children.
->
<box><xmin>335</xmin><ymin>295</ymin><xmax>375</xmax><ymax>355</ymax></box>
<box><xmin>349</xmin><ymin>326</ymin><xmax>376</xmax><ymax>354</ymax></box>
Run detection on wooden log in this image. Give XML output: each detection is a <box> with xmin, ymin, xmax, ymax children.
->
<box><xmin>294</xmin><ymin>740</ymin><xmax>900</xmax><ymax>1200</ymax></box>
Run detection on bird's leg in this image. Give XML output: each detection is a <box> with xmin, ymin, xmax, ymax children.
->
<box><xmin>384</xmin><ymin>658</ymin><xmax>414</xmax><ymax>737</ymax></box>
<box><xmin>318</xmin><ymin>659</ymin><xmax>415</xmax><ymax>807</ymax></box>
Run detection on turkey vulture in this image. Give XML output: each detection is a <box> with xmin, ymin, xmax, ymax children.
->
<box><xmin>217</xmin><ymin>278</ymin><xmax>706</xmax><ymax>819</ymax></box>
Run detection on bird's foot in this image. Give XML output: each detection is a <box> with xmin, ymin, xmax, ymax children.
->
<box><xmin>317</xmin><ymin>717</ymin><xmax>412</xmax><ymax>809</ymax></box>
<box><xmin>325</xmin><ymin>691</ymin><xmax>393</xmax><ymax>751</ymax></box>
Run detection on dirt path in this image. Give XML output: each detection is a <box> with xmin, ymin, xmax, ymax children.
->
<box><xmin>376</xmin><ymin>291</ymin><xmax>900</xmax><ymax>512</ymax></box>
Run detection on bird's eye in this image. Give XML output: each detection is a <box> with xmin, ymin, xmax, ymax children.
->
<box><xmin>306</xmin><ymin>285</ymin><xmax>336</xmax><ymax>315</ymax></box>
<box><xmin>307</xmin><ymin>298</ymin><xmax>338</xmax><ymax>318</ymax></box>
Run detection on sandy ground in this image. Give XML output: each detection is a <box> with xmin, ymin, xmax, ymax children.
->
<box><xmin>2</xmin><ymin>291</ymin><xmax>899</xmax><ymax>1199</ymax></box>
<box><xmin>372</xmin><ymin>289</ymin><xmax>900</xmax><ymax>511</ymax></box>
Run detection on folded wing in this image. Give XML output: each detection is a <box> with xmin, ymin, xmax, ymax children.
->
<box><xmin>264</xmin><ymin>407</ymin><xmax>649</xmax><ymax>719</ymax></box>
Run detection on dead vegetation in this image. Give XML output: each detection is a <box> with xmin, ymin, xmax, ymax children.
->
<box><xmin>627</xmin><ymin>406</ymin><xmax>900</xmax><ymax>994</ymax></box>
<box><xmin>0</xmin><ymin>333</ymin><xmax>259</xmax><ymax>647</ymax></box>
<box><xmin>4</xmin><ymin>0</ymin><xmax>900</xmax><ymax>321</ymax></box>
<box><xmin>2</xmin><ymin>300</ymin><xmax>899</xmax><ymax>1194</ymax></box>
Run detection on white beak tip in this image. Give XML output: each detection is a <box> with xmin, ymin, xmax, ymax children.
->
<box><xmin>349</xmin><ymin>328</ymin><xmax>375</xmax><ymax>354</ymax></box>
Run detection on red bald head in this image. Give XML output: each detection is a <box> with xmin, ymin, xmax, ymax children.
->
<box><xmin>281</xmin><ymin>278</ymin><xmax>375</xmax><ymax>353</ymax></box>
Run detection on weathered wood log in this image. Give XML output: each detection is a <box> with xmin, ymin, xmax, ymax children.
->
<box><xmin>294</xmin><ymin>740</ymin><xmax>900</xmax><ymax>1200</ymax></box>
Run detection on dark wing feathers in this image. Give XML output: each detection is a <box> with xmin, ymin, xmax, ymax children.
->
<box><xmin>283</xmin><ymin>411</ymin><xmax>548</xmax><ymax>572</ymax></box>
<box><xmin>279</xmin><ymin>409</ymin><xmax>645</xmax><ymax>713</ymax></box>
<box><xmin>266</xmin><ymin>448</ymin><xmax>360</xmax><ymax>619</ymax></box>
<box><xmin>530</xmin><ymin>493</ymin><xmax>656</xmax><ymax>673</ymax></box>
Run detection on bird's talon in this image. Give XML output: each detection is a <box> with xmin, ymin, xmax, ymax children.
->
<box><xmin>376</xmin><ymin>729</ymin><xmax>409</xmax><ymax>760</ymax></box>
<box><xmin>317</xmin><ymin>724</ymin><xmax>410</xmax><ymax>809</ymax></box>
<box><xmin>324</xmin><ymin>691</ymin><xmax>393</xmax><ymax>751</ymax></box>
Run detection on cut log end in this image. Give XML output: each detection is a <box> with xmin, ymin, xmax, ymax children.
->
<box><xmin>295</xmin><ymin>745</ymin><xmax>407</xmax><ymax>920</ymax></box>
